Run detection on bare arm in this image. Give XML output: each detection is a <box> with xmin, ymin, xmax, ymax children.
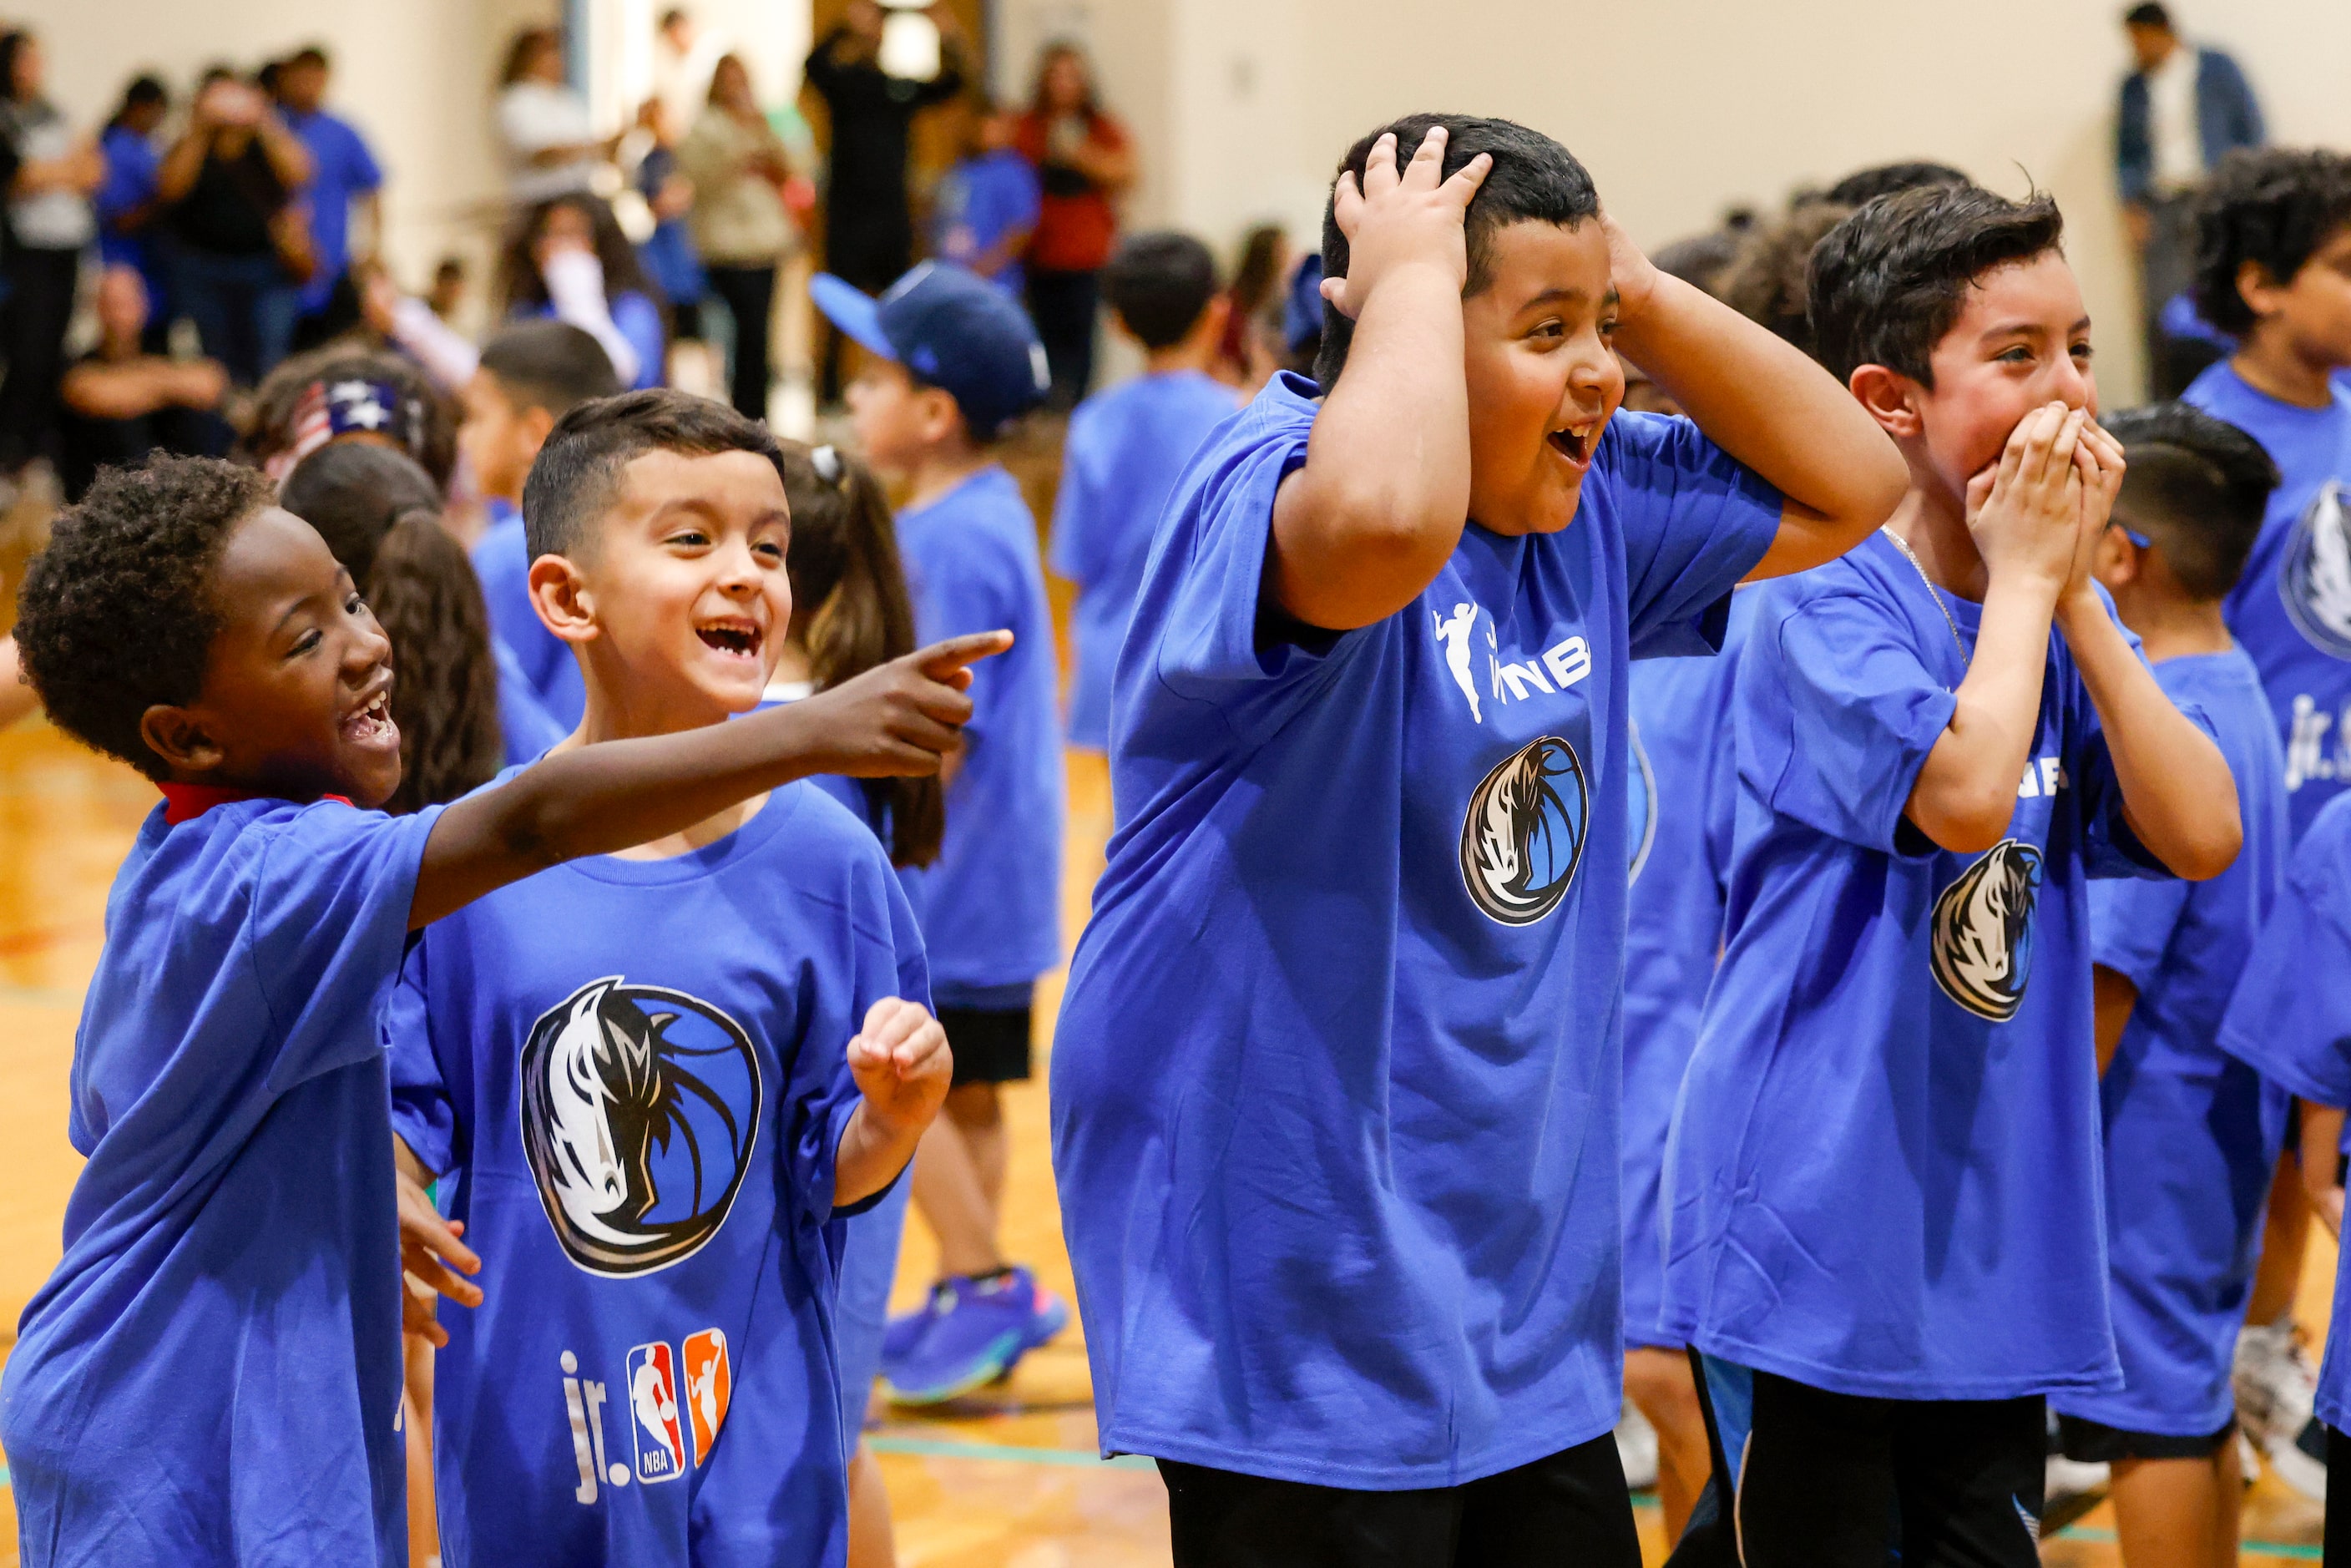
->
<box><xmin>254</xmin><ymin>110</ymin><xmax>314</xmax><ymax>190</ymax></box>
<box><xmin>0</xmin><ymin>635</ymin><xmax>37</xmax><ymax>731</ymax></box>
<box><xmin>62</xmin><ymin>357</ymin><xmax>225</xmax><ymax>420</ymax></box>
<box><xmin>2092</xmin><ymin>964</ymin><xmax>2136</xmax><ymax>1075</ymax></box>
<box><xmin>411</xmin><ymin>632</ymin><xmax>1005</xmax><ymax>928</ymax></box>
<box><xmin>393</xmin><ymin>1136</ymin><xmax>482</xmax><ymax>1343</ymax></box>
<box><xmin>1267</xmin><ymin>127</ymin><xmax>1490</xmax><ymax>632</ymax></box>
<box><xmin>2303</xmin><ymin>1101</ymin><xmax>2345</xmax><ymax>1240</ymax></box>
<box><xmin>1605</xmin><ymin>220</ymin><xmax>1904</xmax><ymax>580</ymax></box>
<box><xmin>154</xmin><ymin>124</ymin><xmax>210</xmax><ymax>203</ymax></box>
<box><xmin>1904</xmin><ymin>406</ymin><xmax>2081</xmax><ymax>852</ymax></box>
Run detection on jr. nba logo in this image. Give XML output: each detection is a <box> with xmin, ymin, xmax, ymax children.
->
<box><xmin>625</xmin><ymin>1342</ymin><xmax>687</xmax><ymax>1484</ymax></box>
<box><xmin>682</xmin><ymin>1328</ymin><xmax>732</xmax><ymax>1467</ymax></box>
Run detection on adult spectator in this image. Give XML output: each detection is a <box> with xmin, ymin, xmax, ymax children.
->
<box><xmin>96</xmin><ymin>75</ymin><xmax>171</xmax><ymax>352</ymax></box>
<box><xmin>274</xmin><ymin>46</ymin><xmax>385</xmax><ymax>350</ymax></box>
<box><xmin>0</xmin><ymin>28</ymin><xmax>100</xmax><ymax>477</ymax></box>
<box><xmin>157</xmin><ymin>67</ymin><xmax>315</xmax><ymax>386</ymax></box>
<box><xmin>58</xmin><ymin>266</ymin><xmax>229</xmax><ymax>500</ymax></box>
<box><xmin>802</xmin><ymin>0</ymin><xmax>967</xmax><ymax>401</ymax></box>
<box><xmin>2117</xmin><ymin>2</ymin><xmax>2264</xmax><ymax>394</ymax></box>
<box><xmin>680</xmin><ymin>54</ymin><xmax>798</xmax><ymax>419</ymax></box>
<box><xmin>650</xmin><ymin>7</ymin><xmax>722</xmax><ymax>149</ymax></box>
<box><xmin>496</xmin><ymin>28</ymin><xmax>607</xmax><ymax>205</ymax></box>
<box><xmin>1015</xmin><ymin>42</ymin><xmax>1133</xmax><ymax>408</ymax></box>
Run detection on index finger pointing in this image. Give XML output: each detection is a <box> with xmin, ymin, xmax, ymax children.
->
<box><xmin>916</xmin><ymin>630</ymin><xmax>1013</xmax><ymax>677</ymax></box>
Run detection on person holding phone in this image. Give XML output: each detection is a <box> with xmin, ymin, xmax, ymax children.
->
<box><xmin>1014</xmin><ymin>43</ymin><xmax>1133</xmax><ymax>409</ymax></box>
<box><xmin>158</xmin><ymin>67</ymin><xmax>315</xmax><ymax>387</ymax></box>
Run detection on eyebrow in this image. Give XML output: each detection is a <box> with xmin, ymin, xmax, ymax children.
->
<box><xmin>1979</xmin><ymin>315</ymin><xmax>2094</xmax><ymax>342</ymax></box>
<box><xmin>1517</xmin><ymin>285</ymin><xmax>1616</xmax><ymax>315</ymax></box>
<box><xmin>270</xmin><ymin>568</ymin><xmax>353</xmax><ymax>636</ymax></box>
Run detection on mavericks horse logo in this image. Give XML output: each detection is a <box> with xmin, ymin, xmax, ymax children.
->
<box><xmin>1929</xmin><ymin>840</ymin><xmax>2045</xmax><ymax>1022</ymax></box>
<box><xmin>1459</xmin><ymin>736</ymin><xmax>1589</xmax><ymax>925</ymax></box>
<box><xmin>519</xmin><ymin>977</ymin><xmax>763</xmax><ymax>1276</ymax></box>
<box><xmin>2282</xmin><ymin>481</ymin><xmax>2351</xmax><ymax>660</ymax></box>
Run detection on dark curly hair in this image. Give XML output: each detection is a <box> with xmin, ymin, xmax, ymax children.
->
<box><xmin>1808</xmin><ymin>183</ymin><xmax>2065</xmax><ymax>386</ymax></box>
<box><xmin>13</xmin><ymin>456</ymin><xmax>275</xmax><ymax>779</ymax></box>
<box><xmin>2191</xmin><ymin>148</ymin><xmax>2351</xmax><ymax>336</ymax></box>
<box><xmin>1719</xmin><ymin>200</ymin><xmax>1853</xmax><ymax>363</ymax></box>
<box><xmin>498</xmin><ymin>195</ymin><xmax>657</xmax><ymax>319</ymax></box>
<box><xmin>778</xmin><ymin>440</ymin><xmax>943</xmax><ymax>869</ymax></box>
<box><xmin>243</xmin><ymin>345</ymin><xmax>460</xmax><ymax>492</ymax></box>
<box><xmin>280</xmin><ymin>443</ymin><xmax>506</xmax><ymax>814</ymax></box>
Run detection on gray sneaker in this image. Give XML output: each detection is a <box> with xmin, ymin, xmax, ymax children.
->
<box><xmin>1615</xmin><ymin>1404</ymin><xmax>1660</xmax><ymax>1492</ymax></box>
<box><xmin>2234</xmin><ymin>1314</ymin><xmax>2327</xmax><ymax>1502</ymax></box>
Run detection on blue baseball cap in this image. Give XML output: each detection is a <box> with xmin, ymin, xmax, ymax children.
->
<box><xmin>811</xmin><ymin>261</ymin><xmax>1051</xmax><ymax>438</ymax></box>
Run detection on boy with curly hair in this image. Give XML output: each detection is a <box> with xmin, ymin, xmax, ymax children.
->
<box><xmin>0</xmin><ymin>455</ymin><xmax>996</xmax><ymax>1563</ymax></box>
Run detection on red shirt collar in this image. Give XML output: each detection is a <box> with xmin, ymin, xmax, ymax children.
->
<box><xmin>158</xmin><ymin>783</ymin><xmax>351</xmax><ymax>826</ymax></box>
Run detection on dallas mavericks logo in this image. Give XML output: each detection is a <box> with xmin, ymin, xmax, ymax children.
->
<box><xmin>1929</xmin><ymin>840</ymin><xmax>2045</xmax><ymax>1022</ymax></box>
<box><xmin>2281</xmin><ymin>481</ymin><xmax>2351</xmax><ymax>659</ymax></box>
<box><xmin>520</xmin><ymin>978</ymin><xmax>763</xmax><ymax>1276</ymax></box>
<box><xmin>1459</xmin><ymin>736</ymin><xmax>1589</xmax><ymax>925</ymax></box>
<box><xmin>1627</xmin><ymin>720</ymin><xmax>1658</xmax><ymax>886</ymax></box>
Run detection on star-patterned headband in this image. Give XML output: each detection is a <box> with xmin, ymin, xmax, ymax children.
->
<box><xmin>269</xmin><ymin>377</ymin><xmax>427</xmax><ymax>482</ymax></box>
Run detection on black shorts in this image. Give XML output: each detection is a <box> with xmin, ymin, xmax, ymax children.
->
<box><xmin>1157</xmin><ymin>1433</ymin><xmax>1641</xmax><ymax>1568</ymax></box>
<box><xmin>2056</xmin><ymin>1411</ymin><xmax>2233</xmax><ymax>1462</ymax></box>
<box><xmin>941</xmin><ymin>1006</ymin><xmax>1032</xmax><ymax>1088</ymax></box>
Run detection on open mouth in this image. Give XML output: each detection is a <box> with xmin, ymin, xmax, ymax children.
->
<box><xmin>340</xmin><ymin>689</ymin><xmax>397</xmax><ymax>749</ymax></box>
<box><xmin>696</xmin><ymin>620</ymin><xmax>764</xmax><ymax>660</ymax></box>
<box><xmin>1547</xmin><ymin>417</ymin><xmax>1602</xmax><ymax>471</ymax></box>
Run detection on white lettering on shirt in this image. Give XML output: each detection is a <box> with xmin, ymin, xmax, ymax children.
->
<box><xmin>1543</xmin><ymin>636</ymin><xmax>1592</xmax><ymax>690</ymax></box>
<box><xmin>2016</xmin><ymin>756</ymin><xmax>2068</xmax><ymax>798</ymax></box>
<box><xmin>2286</xmin><ymin>693</ymin><xmax>2342</xmax><ymax>791</ymax></box>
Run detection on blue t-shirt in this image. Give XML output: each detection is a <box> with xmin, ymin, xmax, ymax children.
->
<box><xmin>1661</xmin><ymin>537</ymin><xmax>2181</xmax><ymax>1401</ymax></box>
<box><xmin>2215</xmin><ymin>790</ymin><xmax>2351</xmax><ymax>1430</ymax></box>
<box><xmin>0</xmin><ymin>797</ymin><xmax>440</xmax><ymax>1565</ymax></box>
<box><xmin>1049</xmin><ymin>373</ymin><xmax>1781</xmax><ymax>1487</ymax></box>
<box><xmin>94</xmin><ymin>123</ymin><xmax>164</xmax><ymax>304</ymax></box>
<box><xmin>474</xmin><ymin>499</ymin><xmax>588</xmax><ymax>731</ymax></box>
<box><xmin>896</xmin><ymin>466</ymin><xmax>1064</xmax><ymax>1003</ymax></box>
<box><xmin>387</xmin><ymin>781</ymin><xmax>927</xmax><ymax>1568</ymax></box>
<box><xmin>284</xmin><ymin>108</ymin><xmax>385</xmax><ymax>312</ymax></box>
<box><xmin>930</xmin><ymin>149</ymin><xmax>1041</xmax><ymax>295</ymax></box>
<box><xmin>1049</xmin><ymin>368</ymin><xmax>1239</xmax><ymax>750</ymax></box>
<box><xmin>2050</xmin><ymin>647</ymin><xmax>2289</xmax><ymax>1436</ymax></box>
<box><xmin>2183</xmin><ymin>362</ymin><xmax>2351</xmax><ymax>841</ymax></box>
<box><xmin>1619</xmin><ymin>589</ymin><xmax>1755</xmax><ymax>1351</ymax></box>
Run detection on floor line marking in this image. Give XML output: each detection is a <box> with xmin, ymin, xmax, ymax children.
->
<box><xmin>866</xmin><ymin>1435</ymin><xmax>1155</xmax><ymax>1470</ymax></box>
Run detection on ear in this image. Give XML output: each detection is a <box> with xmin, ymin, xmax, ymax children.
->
<box><xmin>1192</xmin><ymin>294</ymin><xmax>1234</xmax><ymax>352</ymax></box>
<box><xmin>1848</xmin><ymin>364</ymin><xmax>1924</xmax><ymax>441</ymax></box>
<box><xmin>518</xmin><ymin>405</ymin><xmax>558</xmax><ymax>453</ymax></box>
<box><xmin>2091</xmin><ymin>522</ymin><xmax>2137</xmax><ymax>589</ymax></box>
<box><xmin>139</xmin><ymin>703</ymin><xmax>224</xmax><ymax>776</ymax></box>
<box><xmin>528</xmin><ymin>553</ymin><xmax>600</xmax><ymax>647</ymax></box>
<box><xmin>916</xmin><ymin>385</ymin><xmax>964</xmax><ymax>446</ymax></box>
<box><xmin>2237</xmin><ymin>259</ymin><xmax>2283</xmax><ymax>323</ymax></box>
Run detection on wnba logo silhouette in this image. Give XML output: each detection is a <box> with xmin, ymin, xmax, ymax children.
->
<box><xmin>1459</xmin><ymin>736</ymin><xmax>1589</xmax><ymax>925</ymax></box>
<box><xmin>520</xmin><ymin>977</ymin><xmax>763</xmax><ymax>1276</ymax></box>
<box><xmin>1929</xmin><ymin>840</ymin><xmax>2045</xmax><ymax>1022</ymax></box>
<box><xmin>2281</xmin><ymin>481</ymin><xmax>2351</xmax><ymax>659</ymax></box>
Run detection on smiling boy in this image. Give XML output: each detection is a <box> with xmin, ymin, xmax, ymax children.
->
<box><xmin>0</xmin><ymin>453</ymin><xmax>993</xmax><ymax>1565</ymax></box>
<box><xmin>1661</xmin><ymin>185</ymin><xmax>2242</xmax><ymax>1565</ymax></box>
<box><xmin>1047</xmin><ymin>114</ymin><xmax>1906</xmax><ymax>1561</ymax></box>
<box><xmin>387</xmin><ymin>392</ymin><xmax>952</xmax><ymax>1567</ymax></box>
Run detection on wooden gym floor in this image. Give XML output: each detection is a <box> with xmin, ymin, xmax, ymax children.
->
<box><xmin>0</xmin><ymin>484</ymin><xmax>2336</xmax><ymax>1564</ymax></box>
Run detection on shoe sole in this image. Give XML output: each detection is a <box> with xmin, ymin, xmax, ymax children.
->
<box><xmin>883</xmin><ymin>1300</ymin><xmax>1072</xmax><ymax>1407</ymax></box>
<box><xmin>2267</xmin><ymin>1433</ymin><xmax>2328</xmax><ymax>1503</ymax></box>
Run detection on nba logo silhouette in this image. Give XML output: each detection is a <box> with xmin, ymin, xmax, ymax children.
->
<box><xmin>625</xmin><ymin>1342</ymin><xmax>686</xmax><ymax>1483</ymax></box>
<box><xmin>682</xmin><ymin>1328</ymin><xmax>732</xmax><ymax>1466</ymax></box>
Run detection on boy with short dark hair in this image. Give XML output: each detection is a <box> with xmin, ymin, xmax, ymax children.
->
<box><xmin>812</xmin><ymin>261</ymin><xmax>1072</xmax><ymax>1402</ymax></box>
<box><xmin>1661</xmin><ymin>185</ymin><xmax>2243</xmax><ymax>1565</ymax></box>
<box><xmin>464</xmin><ymin>319</ymin><xmax>625</xmax><ymax>731</ymax></box>
<box><xmin>388</xmin><ymin>390</ymin><xmax>946</xmax><ymax>1565</ymax></box>
<box><xmin>2045</xmin><ymin>402</ymin><xmax>2288</xmax><ymax>1568</ymax></box>
<box><xmin>1052</xmin><ymin>230</ymin><xmax>1238</xmax><ymax>751</ymax></box>
<box><xmin>1052</xmin><ymin>114</ymin><xmax>1908</xmax><ymax>1561</ymax></box>
<box><xmin>0</xmin><ymin>453</ymin><xmax>995</xmax><ymax>1562</ymax></box>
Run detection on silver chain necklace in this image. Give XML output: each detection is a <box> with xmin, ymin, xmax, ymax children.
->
<box><xmin>1879</xmin><ymin>525</ymin><xmax>1971</xmax><ymax>670</ymax></box>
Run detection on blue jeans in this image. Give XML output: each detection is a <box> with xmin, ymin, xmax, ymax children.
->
<box><xmin>170</xmin><ymin>246</ymin><xmax>300</xmax><ymax>387</ymax></box>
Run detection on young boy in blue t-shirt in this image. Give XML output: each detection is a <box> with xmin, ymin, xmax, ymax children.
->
<box><xmin>1661</xmin><ymin>185</ymin><xmax>2243</xmax><ymax>1565</ymax></box>
<box><xmin>0</xmin><ymin>454</ymin><xmax>994</xmax><ymax>1564</ymax></box>
<box><xmin>387</xmin><ymin>392</ymin><xmax>949</xmax><ymax>1566</ymax></box>
<box><xmin>930</xmin><ymin>101</ymin><xmax>1041</xmax><ymax>297</ymax></box>
<box><xmin>2213</xmin><ymin>789</ymin><xmax>2351</xmax><ymax>1558</ymax></box>
<box><xmin>1052</xmin><ymin>114</ymin><xmax>1908</xmax><ymax>1560</ymax></box>
<box><xmin>1051</xmin><ymin>230</ymin><xmax>1240</xmax><ymax>752</ymax></box>
<box><xmin>813</xmin><ymin>260</ymin><xmax>1070</xmax><ymax>1403</ymax></box>
<box><xmin>2044</xmin><ymin>403</ymin><xmax>2289</xmax><ymax>1566</ymax></box>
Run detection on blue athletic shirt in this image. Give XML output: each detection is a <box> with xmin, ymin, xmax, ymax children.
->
<box><xmin>2214</xmin><ymin>791</ymin><xmax>2351</xmax><ymax>1430</ymax></box>
<box><xmin>94</xmin><ymin>123</ymin><xmax>165</xmax><ymax>307</ymax></box>
<box><xmin>1661</xmin><ymin>536</ymin><xmax>2184</xmax><ymax>1401</ymax></box>
<box><xmin>474</xmin><ymin>498</ymin><xmax>588</xmax><ymax>730</ymax></box>
<box><xmin>0</xmin><ymin>797</ymin><xmax>441</xmax><ymax>1565</ymax></box>
<box><xmin>894</xmin><ymin>466</ymin><xmax>1063</xmax><ymax>1004</ymax></box>
<box><xmin>2050</xmin><ymin>647</ymin><xmax>2289</xmax><ymax>1435</ymax></box>
<box><xmin>2183</xmin><ymin>362</ymin><xmax>2351</xmax><ymax>841</ymax></box>
<box><xmin>283</xmin><ymin>108</ymin><xmax>384</xmax><ymax>312</ymax></box>
<box><xmin>1050</xmin><ymin>373</ymin><xmax>1782</xmax><ymax>1487</ymax></box>
<box><xmin>386</xmin><ymin>780</ymin><xmax>927</xmax><ymax>1568</ymax></box>
<box><xmin>1049</xmin><ymin>367</ymin><xmax>1239</xmax><ymax>750</ymax></box>
<box><xmin>1620</xmin><ymin>589</ymin><xmax>1755</xmax><ymax>1350</ymax></box>
<box><xmin>929</xmin><ymin>149</ymin><xmax>1041</xmax><ymax>295</ymax></box>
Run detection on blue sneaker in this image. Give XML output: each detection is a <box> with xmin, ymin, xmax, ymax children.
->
<box><xmin>879</xmin><ymin>1283</ymin><xmax>946</xmax><ymax>1368</ymax></box>
<box><xmin>880</xmin><ymin>1266</ymin><xmax>1069</xmax><ymax>1405</ymax></box>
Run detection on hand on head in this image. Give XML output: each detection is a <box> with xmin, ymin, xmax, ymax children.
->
<box><xmin>1319</xmin><ymin>127</ymin><xmax>1491</xmax><ymax>323</ymax></box>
